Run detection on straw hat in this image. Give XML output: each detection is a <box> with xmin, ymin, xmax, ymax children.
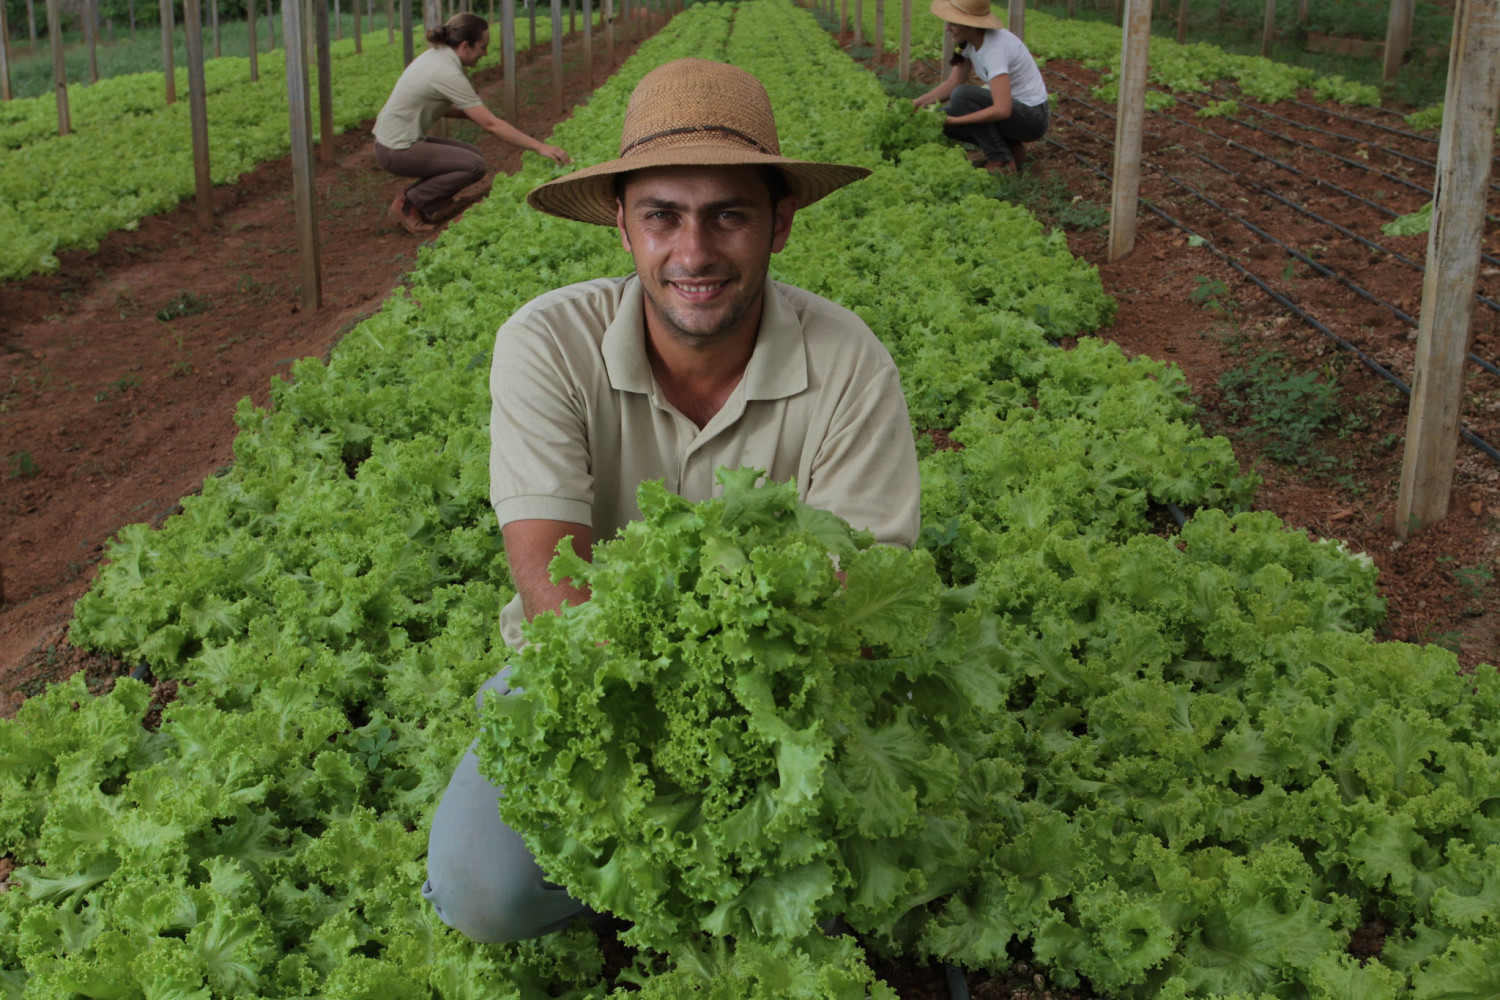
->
<box><xmin>929</xmin><ymin>0</ymin><xmax>1004</xmax><ymax>29</ymax></box>
<box><xmin>527</xmin><ymin>58</ymin><xmax>870</xmax><ymax>227</ymax></box>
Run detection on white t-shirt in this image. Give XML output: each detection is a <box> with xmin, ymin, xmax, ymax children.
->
<box><xmin>372</xmin><ymin>46</ymin><xmax>483</xmax><ymax>149</ymax></box>
<box><xmin>961</xmin><ymin>28</ymin><xmax>1048</xmax><ymax>108</ymax></box>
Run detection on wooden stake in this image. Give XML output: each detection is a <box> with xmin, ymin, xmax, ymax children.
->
<box><xmin>0</xmin><ymin>1</ymin><xmax>12</xmax><ymax>101</ymax></box>
<box><xmin>27</xmin><ymin>0</ymin><xmax>38</xmax><ymax>51</ymax></box>
<box><xmin>1384</xmin><ymin>0</ymin><xmax>1415</xmax><ymax>80</ymax></box>
<box><xmin>184</xmin><ymin>0</ymin><xmax>214</xmax><ymax>228</ymax></box>
<box><xmin>354</xmin><ymin>0</ymin><xmax>362</xmax><ymax>53</ymax></box>
<box><xmin>582</xmin><ymin>0</ymin><xmax>592</xmax><ymax>85</ymax></box>
<box><xmin>282</xmin><ymin>0</ymin><xmax>322</xmax><ymax>310</ymax></box>
<box><xmin>502</xmin><ymin>0</ymin><xmax>516</xmax><ymax>119</ymax></box>
<box><xmin>46</xmin><ymin>0</ymin><xmax>69</xmax><ymax>131</ymax></box>
<box><xmin>211</xmin><ymin>0</ymin><xmax>220</xmax><ymax>55</ymax></box>
<box><xmin>1107</xmin><ymin>0</ymin><xmax>1150</xmax><ymax>263</ymax></box>
<box><xmin>1260</xmin><ymin>0</ymin><xmax>1275</xmax><ymax>56</ymax></box>
<box><xmin>1176</xmin><ymin>0</ymin><xmax>1186</xmax><ymax>43</ymax></box>
<box><xmin>1007</xmin><ymin>0</ymin><xmax>1024</xmax><ymax>40</ymax></box>
<box><xmin>401</xmin><ymin>0</ymin><xmax>412</xmax><ymax>64</ymax></box>
<box><xmin>899</xmin><ymin>0</ymin><xmax>910</xmax><ymax>80</ymax></box>
<box><xmin>248</xmin><ymin>0</ymin><xmax>259</xmax><ymax>79</ymax></box>
<box><xmin>1397</xmin><ymin>0</ymin><xmax>1500</xmax><ymax>536</ymax></box>
<box><xmin>874</xmin><ymin>0</ymin><xmax>883</xmax><ymax>57</ymax></box>
<box><xmin>160</xmin><ymin>0</ymin><xmax>176</xmax><ymax>103</ymax></box>
<box><xmin>84</xmin><ymin>0</ymin><xmax>99</xmax><ymax>83</ymax></box>
<box><xmin>315</xmin><ymin>0</ymin><xmax>334</xmax><ymax>164</ymax></box>
<box><xmin>604</xmin><ymin>0</ymin><xmax>612</xmax><ymax>65</ymax></box>
<box><xmin>550</xmin><ymin>0</ymin><xmax>562</xmax><ymax>115</ymax></box>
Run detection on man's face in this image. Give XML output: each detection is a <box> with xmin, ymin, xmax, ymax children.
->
<box><xmin>457</xmin><ymin>31</ymin><xmax>489</xmax><ymax>67</ymax></box>
<box><xmin>616</xmin><ymin>164</ymin><xmax>796</xmax><ymax>349</ymax></box>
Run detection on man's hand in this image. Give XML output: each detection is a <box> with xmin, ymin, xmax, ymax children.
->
<box><xmin>502</xmin><ymin>519</ymin><xmax>594</xmax><ymax>621</ymax></box>
<box><xmin>535</xmin><ymin>142</ymin><xmax>571</xmax><ymax>165</ymax></box>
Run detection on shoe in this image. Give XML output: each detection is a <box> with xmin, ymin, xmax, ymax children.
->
<box><xmin>983</xmin><ymin>160</ymin><xmax>1016</xmax><ymax>175</ymax></box>
<box><xmin>388</xmin><ymin>192</ymin><xmax>434</xmax><ymax>235</ymax></box>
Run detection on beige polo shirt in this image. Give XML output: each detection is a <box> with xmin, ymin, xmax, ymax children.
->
<box><xmin>489</xmin><ymin>275</ymin><xmax>920</xmax><ymax>645</ymax></box>
<box><xmin>372</xmin><ymin>46</ymin><xmax>482</xmax><ymax>150</ymax></box>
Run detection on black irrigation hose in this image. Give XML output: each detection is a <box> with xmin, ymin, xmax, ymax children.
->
<box><xmin>1288</xmin><ymin>98</ymin><xmax>1439</xmax><ymax>144</ymax></box>
<box><xmin>1220</xmin><ymin>94</ymin><xmax>1451</xmax><ymax>179</ymax></box>
<box><xmin>1055</xmin><ymin>84</ymin><xmax>1500</xmax><ymax>272</ymax></box>
<box><xmin>1054</xmin><ymin>109</ymin><xmax>1500</xmax><ymax>382</ymax></box>
<box><xmin>1044</xmin><ymin>134</ymin><xmax>1500</xmax><ymax>466</ymax></box>
<box><xmin>944</xmin><ymin>965</ymin><xmax>971</xmax><ymax>1000</ymax></box>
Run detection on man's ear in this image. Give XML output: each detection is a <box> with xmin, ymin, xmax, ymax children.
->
<box><xmin>769</xmin><ymin>195</ymin><xmax>798</xmax><ymax>254</ymax></box>
<box><xmin>616</xmin><ymin>198</ymin><xmax>632</xmax><ymax>253</ymax></box>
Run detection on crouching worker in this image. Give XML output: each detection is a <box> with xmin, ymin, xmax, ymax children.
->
<box><xmin>913</xmin><ymin>0</ymin><xmax>1050</xmax><ymax>174</ymax></box>
<box><xmin>419</xmin><ymin>57</ymin><xmax>922</xmax><ymax>941</ymax></box>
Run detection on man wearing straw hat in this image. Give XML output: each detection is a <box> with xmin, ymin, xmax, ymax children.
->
<box><xmin>420</xmin><ymin>58</ymin><xmax>921</xmax><ymax>942</ymax></box>
<box><xmin>913</xmin><ymin>0</ymin><xmax>1050</xmax><ymax>173</ymax></box>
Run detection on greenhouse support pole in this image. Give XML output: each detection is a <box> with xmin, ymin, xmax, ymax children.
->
<box><xmin>211</xmin><ymin>0</ymin><xmax>220</xmax><ymax>54</ymax></box>
<box><xmin>1107</xmin><ymin>0</ymin><xmax>1150</xmax><ymax>263</ymax></box>
<box><xmin>603</xmin><ymin>0</ymin><xmax>612</xmax><ymax>66</ymax></box>
<box><xmin>1383</xmin><ymin>0</ymin><xmax>1415</xmax><ymax>80</ymax></box>
<box><xmin>1397</xmin><ymin>0</ymin><xmax>1500</xmax><ymax>537</ymax></box>
<box><xmin>46</xmin><ymin>0</ymin><xmax>69</xmax><ymax>131</ymax></box>
<box><xmin>401</xmin><ymin>0</ymin><xmax>412</xmax><ymax>64</ymax></box>
<box><xmin>582</xmin><ymin>0</ymin><xmax>591</xmax><ymax>84</ymax></box>
<box><xmin>1260</xmin><ymin>0</ymin><xmax>1275</xmax><ymax>56</ymax></box>
<box><xmin>27</xmin><ymin>0</ymin><xmax>38</xmax><ymax>51</ymax></box>
<box><xmin>569</xmin><ymin>0</ymin><xmax>574</xmax><ymax>34</ymax></box>
<box><xmin>84</xmin><ymin>0</ymin><xmax>99</xmax><ymax>83</ymax></box>
<box><xmin>899</xmin><ymin>0</ymin><xmax>910</xmax><ymax>80</ymax></box>
<box><xmin>353</xmin><ymin>0</ymin><xmax>362</xmax><ymax>51</ymax></box>
<box><xmin>1007</xmin><ymin>0</ymin><xmax>1023</xmax><ymax>40</ymax></box>
<box><xmin>853</xmin><ymin>0</ymin><xmax>861</xmax><ymax>45</ymax></box>
<box><xmin>1176</xmin><ymin>0</ymin><xmax>1187</xmax><ymax>43</ymax></box>
<box><xmin>388</xmin><ymin>0</ymin><xmax>394</xmax><ymax>41</ymax></box>
<box><xmin>268</xmin><ymin>0</ymin><xmax>276</xmax><ymax>46</ymax></box>
<box><xmin>839</xmin><ymin>0</ymin><xmax>846</xmax><ymax>33</ymax></box>
<box><xmin>527</xmin><ymin>0</ymin><xmax>534</xmax><ymax>50</ymax></box>
<box><xmin>248</xmin><ymin>0</ymin><xmax>259</xmax><ymax>79</ymax></box>
<box><xmin>282</xmin><ymin>0</ymin><xmax>322</xmax><ymax>309</ymax></box>
<box><xmin>129</xmin><ymin>0</ymin><xmax>136</xmax><ymax>31</ymax></box>
<box><xmin>334</xmin><ymin>0</ymin><xmax>341</xmax><ymax>38</ymax></box>
<box><xmin>0</xmin><ymin>2</ymin><xmax>11</xmax><ymax>101</ymax></box>
<box><xmin>502</xmin><ymin>0</ymin><xmax>516</xmax><ymax>119</ymax></box>
<box><xmin>550</xmin><ymin>0</ymin><xmax>562</xmax><ymax>115</ymax></box>
<box><xmin>315</xmin><ymin>0</ymin><xmax>334</xmax><ymax>164</ymax></box>
<box><xmin>874</xmin><ymin>0</ymin><xmax>883</xmax><ymax>57</ymax></box>
<box><xmin>161</xmin><ymin>0</ymin><xmax>177</xmax><ymax>102</ymax></box>
<box><xmin>184</xmin><ymin>0</ymin><xmax>214</xmax><ymax>228</ymax></box>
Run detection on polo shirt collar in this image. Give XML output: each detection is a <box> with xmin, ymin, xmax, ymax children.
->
<box><xmin>601</xmin><ymin>276</ymin><xmax>808</xmax><ymax>401</ymax></box>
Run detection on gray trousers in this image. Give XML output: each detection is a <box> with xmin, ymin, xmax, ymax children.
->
<box><xmin>421</xmin><ymin>670</ymin><xmax>585</xmax><ymax>942</ymax></box>
<box><xmin>374</xmin><ymin>135</ymin><xmax>488</xmax><ymax>221</ymax></box>
<box><xmin>943</xmin><ymin>84</ymin><xmax>1051</xmax><ymax>165</ymax></box>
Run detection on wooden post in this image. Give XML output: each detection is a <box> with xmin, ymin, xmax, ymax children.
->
<box><xmin>335</xmin><ymin>0</ymin><xmax>343</xmax><ymax>38</ymax></box>
<box><xmin>0</xmin><ymin>2</ymin><xmax>11</xmax><ymax>101</ymax></box>
<box><xmin>527</xmin><ymin>0</ymin><xmax>534</xmax><ymax>50</ymax></box>
<box><xmin>1384</xmin><ymin>0</ymin><xmax>1415</xmax><ymax>80</ymax></box>
<box><xmin>388</xmin><ymin>0</ymin><xmax>394</xmax><ymax>42</ymax></box>
<box><xmin>568</xmin><ymin>0</ymin><xmax>574</xmax><ymax>34</ymax></box>
<box><xmin>502</xmin><ymin>0</ymin><xmax>516</xmax><ymax>119</ymax></box>
<box><xmin>1260</xmin><ymin>0</ymin><xmax>1275</xmax><ymax>56</ymax></box>
<box><xmin>1397</xmin><ymin>0</ymin><xmax>1500</xmax><ymax>537</ymax></box>
<box><xmin>874</xmin><ymin>0</ymin><xmax>883</xmax><ymax>57</ymax></box>
<box><xmin>160</xmin><ymin>0</ymin><xmax>176</xmax><ymax>103</ymax></box>
<box><xmin>211</xmin><ymin>0</ymin><xmax>220</xmax><ymax>54</ymax></box>
<box><xmin>248</xmin><ymin>0</ymin><xmax>259</xmax><ymax>77</ymax></box>
<box><xmin>1176</xmin><ymin>0</ymin><xmax>1187</xmax><ymax>43</ymax></box>
<box><xmin>550</xmin><ymin>0</ymin><xmax>561</xmax><ymax>114</ymax></box>
<box><xmin>839</xmin><ymin>0</ymin><xmax>846</xmax><ymax>33</ymax></box>
<box><xmin>0</xmin><ymin>1</ymin><xmax>13</xmax><ymax>102</ymax></box>
<box><xmin>401</xmin><ymin>0</ymin><xmax>412</xmax><ymax>63</ymax></box>
<box><xmin>1296</xmin><ymin>0</ymin><xmax>1307</xmax><ymax>22</ymax></box>
<box><xmin>899</xmin><ymin>0</ymin><xmax>910</xmax><ymax>79</ymax></box>
<box><xmin>1108</xmin><ymin>0</ymin><xmax>1150</xmax><ymax>263</ymax></box>
<box><xmin>353</xmin><ymin>0</ymin><xmax>362</xmax><ymax>52</ymax></box>
<box><xmin>282</xmin><ymin>0</ymin><xmax>322</xmax><ymax>310</ymax></box>
<box><xmin>129</xmin><ymin>0</ymin><xmax>136</xmax><ymax>32</ymax></box>
<box><xmin>604</xmin><ymin>0</ymin><xmax>612</xmax><ymax>65</ymax></box>
<box><xmin>46</xmin><ymin>0</ymin><xmax>69</xmax><ymax>131</ymax></box>
<box><xmin>27</xmin><ymin>0</ymin><xmax>38</xmax><ymax>51</ymax></box>
<box><xmin>582</xmin><ymin>0</ymin><xmax>591</xmax><ymax>84</ymax></box>
<box><xmin>184</xmin><ymin>0</ymin><xmax>214</xmax><ymax>228</ymax></box>
<box><xmin>315</xmin><ymin>0</ymin><xmax>334</xmax><ymax>163</ymax></box>
<box><xmin>853</xmin><ymin>0</ymin><xmax>861</xmax><ymax>45</ymax></box>
<box><xmin>84</xmin><ymin>0</ymin><xmax>99</xmax><ymax>82</ymax></box>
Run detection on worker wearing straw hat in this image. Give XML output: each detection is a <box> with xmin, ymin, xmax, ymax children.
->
<box><xmin>913</xmin><ymin>0</ymin><xmax>1050</xmax><ymax>173</ymax></box>
<box><xmin>420</xmin><ymin>58</ymin><xmax>921</xmax><ymax>943</ymax></box>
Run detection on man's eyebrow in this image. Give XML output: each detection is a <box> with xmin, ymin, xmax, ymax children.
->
<box><xmin>633</xmin><ymin>195</ymin><xmax>759</xmax><ymax>213</ymax></box>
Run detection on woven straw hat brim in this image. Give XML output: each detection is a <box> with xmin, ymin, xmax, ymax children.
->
<box><xmin>527</xmin><ymin>146</ymin><xmax>871</xmax><ymax>227</ymax></box>
<box><xmin>929</xmin><ymin>0</ymin><xmax>1004</xmax><ymax>29</ymax></box>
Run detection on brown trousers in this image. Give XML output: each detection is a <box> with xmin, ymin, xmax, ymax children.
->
<box><xmin>375</xmin><ymin>136</ymin><xmax>487</xmax><ymax>220</ymax></box>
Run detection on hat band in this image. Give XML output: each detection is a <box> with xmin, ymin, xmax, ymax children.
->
<box><xmin>620</xmin><ymin>123</ymin><xmax>776</xmax><ymax>157</ymax></box>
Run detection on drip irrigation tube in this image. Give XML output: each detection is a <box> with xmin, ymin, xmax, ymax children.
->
<box><xmin>1217</xmin><ymin>94</ymin><xmax>1448</xmax><ymax>179</ymax></box>
<box><xmin>1288</xmin><ymin>98</ymin><xmax>1439</xmax><ymax>145</ymax></box>
<box><xmin>1044</xmin><ymin>135</ymin><xmax>1500</xmax><ymax>466</ymax></box>
<box><xmin>1054</xmin><ymin>110</ymin><xmax>1500</xmax><ymax>382</ymax></box>
<box><xmin>1055</xmin><ymin>84</ymin><xmax>1500</xmax><ymax>272</ymax></box>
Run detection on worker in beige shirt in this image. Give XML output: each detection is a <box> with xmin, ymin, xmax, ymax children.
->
<box><xmin>373</xmin><ymin>12</ymin><xmax>569</xmax><ymax>234</ymax></box>
<box><xmin>421</xmin><ymin>58</ymin><xmax>921</xmax><ymax>942</ymax></box>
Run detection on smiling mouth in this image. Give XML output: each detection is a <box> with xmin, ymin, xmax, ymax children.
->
<box><xmin>668</xmin><ymin>279</ymin><xmax>729</xmax><ymax>297</ymax></box>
